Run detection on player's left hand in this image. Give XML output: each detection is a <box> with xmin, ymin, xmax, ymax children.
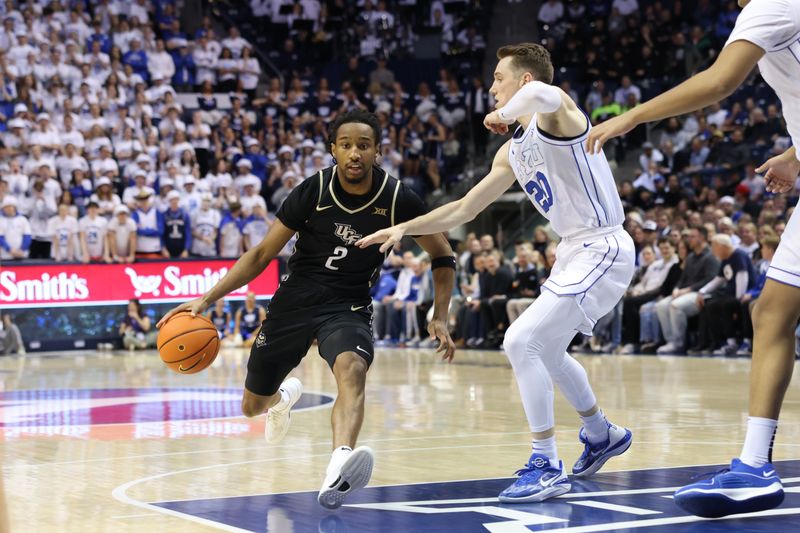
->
<box><xmin>356</xmin><ymin>224</ymin><xmax>407</xmax><ymax>253</ymax></box>
<box><xmin>483</xmin><ymin>111</ymin><xmax>514</xmax><ymax>135</ymax></box>
<box><xmin>584</xmin><ymin>113</ymin><xmax>638</xmax><ymax>154</ymax></box>
<box><xmin>756</xmin><ymin>153</ymin><xmax>800</xmax><ymax>194</ymax></box>
<box><xmin>427</xmin><ymin>318</ymin><xmax>456</xmax><ymax>362</ymax></box>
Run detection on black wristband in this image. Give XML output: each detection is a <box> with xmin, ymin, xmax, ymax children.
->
<box><xmin>431</xmin><ymin>256</ymin><xmax>457</xmax><ymax>270</ymax></box>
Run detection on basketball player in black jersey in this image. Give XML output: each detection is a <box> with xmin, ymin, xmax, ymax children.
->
<box><xmin>158</xmin><ymin>110</ymin><xmax>457</xmax><ymax>509</ymax></box>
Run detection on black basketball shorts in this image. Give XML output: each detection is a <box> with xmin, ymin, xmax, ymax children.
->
<box><xmin>245</xmin><ymin>303</ymin><xmax>374</xmax><ymax>396</ymax></box>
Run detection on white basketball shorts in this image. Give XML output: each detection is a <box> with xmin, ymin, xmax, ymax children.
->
<box><xmin>541</xmin><ymin>226</ymin><xmax>636</xmax><ymax>335</ymax></box>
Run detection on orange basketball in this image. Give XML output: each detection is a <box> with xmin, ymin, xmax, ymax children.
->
<box><xmin>157</xmin><ymin>312</ymin><xmax>220</xmax><ymax>374</ymax></box>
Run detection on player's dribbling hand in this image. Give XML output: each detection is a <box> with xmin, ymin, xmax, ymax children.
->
<box><xmin>355</xmin><ymin>225</ymin><xmax>407</xmax><ymax>253</ymax></box>
<box><xmin>756</xmin><ymin>152</ymin><xmax>800</xmax><ymax>194</ymax></box>
<box><xmin>483</xmin><ymin>111</ymin><xmax>513</xmax><ymax>135</ymax></box>
<box><xmin>157</xmin><ymin>297</ymin><xmax>209</xmax><ymax>328</ymax></box>
<box><xmin>427</xmin><ymin>318</ymin><xmax>456</xmax><ymax>362</ymax></box>
<box><xmin>584</xmin><ymin>114</ymin><xmax>637</xmax><ymax>154</ymax></box>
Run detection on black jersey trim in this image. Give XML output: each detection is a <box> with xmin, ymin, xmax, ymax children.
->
<box><xmin>535</xmin><ymin>110</ymin><xmax>590</xmax><ymax>143</ymax></box>
<box><xmin>328</xmin><ymin>165</ymin><xmax>389</xmax><ymax>214</ymax></box>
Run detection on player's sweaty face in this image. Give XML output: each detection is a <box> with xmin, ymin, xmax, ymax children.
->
<box><xmin>490</xmin><ymin>57</ymin><xmax>522</xmax><ymax>109</ymax></box>
<box><xmin>331</xmin><ymin>123</ymin><xmax>377</xmax><ymax>184</ymax></box>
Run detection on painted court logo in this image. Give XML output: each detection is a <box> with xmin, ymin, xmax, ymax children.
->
<box><xmin>0</xmin><ymin>388</ymin><xmax>333</xmax><ymax>427</ymax></box>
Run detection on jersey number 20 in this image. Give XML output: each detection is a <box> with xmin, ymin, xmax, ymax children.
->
<box><xmin>325</xmin><ymin>246</ymin><xmax>348</xmax><ymax>270</ymax></box>
<box><xmin>524</xmin><ymin>171</ymin><xmax>553</xmax><ymax>213</ymax></box>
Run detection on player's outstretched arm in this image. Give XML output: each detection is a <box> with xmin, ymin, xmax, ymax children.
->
<box><xmin>414</xmin><ymin>233</ymin><xmax>457</xmax><ymax>361</ymax></box>
<box><xmin>585</xmin><ymin>40</ymin><xmax>765</xmax><ymax>154</ymax></box>
<box><xmin>356</xmin><ymin>142</ymin><xmax>517</xmax><ymax>253</ymax></box>
<box><xmin>157</xmin><ymin>220</ymin><xmax>295</xmax><ymax>327</ymax></box>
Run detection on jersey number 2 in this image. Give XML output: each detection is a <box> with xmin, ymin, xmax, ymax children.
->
<box><xmin>524</xmin><ymin>171</ymin><xmax>553</xmax><ymax>213</ymax></box>
<box><xmin>325</xmin><ymin>246</ymin><xmax>348</xmax><ymax>270</ymax></box>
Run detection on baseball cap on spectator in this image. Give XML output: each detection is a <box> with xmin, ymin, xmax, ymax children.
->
<box><xmin>167</xmin><ymin>190</ymin><xmax>181</xmax><ymax>201</ymax></box>
<box><xmin>236</xmin><ymin>159</ymin><xmax>253</xmax><ymax>169</ymax></box>
<box><xmin>136</xmin><ymin>154</ymin><xmax>150</xmax><ymax>164</ymax></box>
<box><xmin>282</xmin><ymin>171</ymin><xmax>297</xmax><ymax>182</ymax></box>
<box><xmin>643</xmin><ymin>220</ymin><xmax>658</xmax><ymax>232</ymax></box>
<box><xmin>166</xmin><ymin>160</ymin><xmax>179</xmax><ymax>169</ymax></box>
<box><xmin>1</xmin><ymin>196</ymin><xmax>18</xmax><ymax>209</ymax></box>
<box><xmin>114</xmin><ymin>205</ymin><xmax>130</xmax><ymax>215</ymax></box>
<box><xmin>225</xmin><ymin>147</ymin><xmax>242</xmax><ymax>158</ymax></box>
<box><xmin>36</xmin><ymin>113</ymin><xmax>50</xmax><ymax>122</ymax></box>
<box><xmin>160</xmin><ymin>177</ymin><xmax>175</xmax><ymax>189</ymax></box>
<box><xmin>243</xmin><ymin>176</ymin><xmax>260</xmax><ymax>188</ymax></box>
<box><xmin>376</xmin><ymin>101</ymin><xmax>391</xmax><ymax>114</ymax></box>
<box><xmin>627</xmin><ymin>211</ymin><xmax>644</xmax><ymax>227</ymax></box>
<box><xmin>96</xmin><ymin>177</ymin><xmax>112</xmax><ymax>187</ymax></box>
<box><xmin>301</xmin><ymin>139</ymin><xmax>315</xmax><ymax>149</ymax></box>
<box><xmin>312</xmin><ymin>150</ymin><xmax>324</xmax><ymax>158</ymax></box>
<box><xmin>735</xmin><ymin>183</ymin><xmax>750</xmax><ymax>196</ymax></box>
<box><xmin>8</xmin><ymin>118</ymin><xmax>25</xmax><ymax>129</ymax></box>
<box><xmin>719</xmin><ymin>196</ymin><xmax>735</xmax><ymax>205</ymax></box>
<box><xmin>200</xmin><ymin>192</ymin><xmax>213</xmax><ymax>202</ymax></box>
<box><xmin>642</xmin><ymin>142</ymin><xmax>654</xmax><ymax>150</ymax></box>
<box><xmin>278</xmin><ymin>145</ymin><xmax>294</xmax><ymax>155</ymax></box>
<box><xmin>245</xmin><ymin>138</ymin><xmax>260</xmax><ymax>147</ymax></box>
<box><xmin>133</xmin><ymin>169</ymin><xmax>147</xmax><ymax>179</ymax></box>
<box><xmin>13</xmin><ymin>103</ymin><xmax>27</xmax><ymax>115</ymax></box>
<box><xmin>135</xmin><ymin>189</ymin><xmax>152</xmax><ymax>200</ymax></box>
<box><xmin>183</xmin><ymin>176</ymin><xmax>196</xmax><ymax>186</ymax></box>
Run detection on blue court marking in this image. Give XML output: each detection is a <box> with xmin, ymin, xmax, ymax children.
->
<box><xmin>153</xmin><ymin>460</ymin><xmax>800</xmax><ymax>532</ymax></box>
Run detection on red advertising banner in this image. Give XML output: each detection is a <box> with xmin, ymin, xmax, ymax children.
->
<box><xmin>0</xmin><ymin>259</ymin><xmax>280</xmax><ymax>308</ymax></box>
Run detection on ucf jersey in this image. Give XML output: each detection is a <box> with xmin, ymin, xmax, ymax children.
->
<box><xmin>271</xmin><ymin>164</ymin><xmax>425</xmax><ymax>314</ymax></box>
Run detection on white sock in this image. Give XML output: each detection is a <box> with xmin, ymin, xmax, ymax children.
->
<box><xmin>740</xmin><ymin>417</ymin><xmax>778</xmax><ymax>468</ymax></box>
<box><xmin>532</xmin><ymin>436</ymin><xmax>559</xmax><ymax>467</ymax></box>
<box><xmin>272</xmin><ymin>387</ymin><xmax>291</xmax><ymax>411</ymax></box>
<box><xmin>580</xmin><ymin>410</ymin><xmax>609</xmax><ymax>444</ymax></box>
<box><xmin>327</xmin><ymin>446</ymin><xmax>353</xmax><ymax>475</ymax></box>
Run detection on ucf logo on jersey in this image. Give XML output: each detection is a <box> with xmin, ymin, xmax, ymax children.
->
<box><xmin>334</xmin><ymin>223</ymin><xmax>363</xmax><ymax>245</ymax></box>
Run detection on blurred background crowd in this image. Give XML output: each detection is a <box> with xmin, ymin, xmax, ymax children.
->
<box><xmin>0</xmin><ymin>0</ymin><xmax>797</xmax><ymax>356</ymax></box>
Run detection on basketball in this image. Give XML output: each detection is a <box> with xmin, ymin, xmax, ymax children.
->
<box><xmin>157</xmin><ymin>312</ymin><xmax>220</xmax><ymax>374</ymax></box>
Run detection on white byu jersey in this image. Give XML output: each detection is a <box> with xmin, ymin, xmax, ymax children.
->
<box><xmin>725</xmin><ymin>0</ymin><xmax>800</xmax><ymax>287</ymax></box>
<box><xmin>507</xmin><ymin>116</ymin><xmax>624</xmax><ymax>238</ymax></box>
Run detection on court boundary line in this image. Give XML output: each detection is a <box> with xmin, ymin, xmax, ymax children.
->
<box><xmin>112</xmin><ymin>460</ymin><xmax>800</xmax><ymax>532</ymax></box>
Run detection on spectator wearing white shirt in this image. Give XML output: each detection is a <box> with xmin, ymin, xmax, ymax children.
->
<box><xmin>7</xmin><ymin>32</ymin><xmax>34</xmax><ymax>65</ymax></box>
<box><xmin>233</xmin><ymin>158</ymin><xmax>260</xmax><ymax>195</ymax></box>
<box><xmin>238</xmin><ymin>46</ymin><xmax>261</xmax><ymax>101</ymax></box>
<box><xmin>240</xmin><ymin>176</ymin><xmax>267</xmax><ymax>216</ymax></box>
<box><xmin>22</xmin><ymin>144</ymin><xmax>56</xmax><ymax>177</ymax></box>
<box><xmin>29</xmin><ymin>113</ymin><xmax>60</xmax><ymax>154</ymax></box>
<box><xmin>58</xmin><ymin>114</ymin><xmax>85</xmax><ymax>152</ymax></box>
<box><xmin>90</xmin><ymin>176</ymin><xmax>122</xmax><ymax>219</ymax></box>
<box><xmin>107</xmin><ymin>204</ymin><xmax>136</xmax><ymax>263</ymax></box>
<box><xmin>639</xmin><ymin>142</ymin><xmax>664</xmax><ymax>172</ymax></box>
<box><xmin>179</xmin><ymin>176</ymin><xmax>203</xmax><ymax>213</ymax></box>
<box><xmin>221</xmin><ymin>26</ymin><xmax>250</xmax><ymax>58</ymax></box>
<box><xmin>157</xmin><ymin>105</ymin><xmax>186</xmax><ymax>143</ymax></box>
<box><xmin>216</xmin><ymin>47</ymin><xmax>238</xmax><ymax>92</ymax></box>
<box><xmin>242</xmin><ymin>203</ymin><xmax>271</xmax><ymax>251</ymax></box>
<box><xmin>2</xmin><ymin>159</ymin><xmax>29</xmax><ymax>197</ymax></box>
<box><xmin>55</xmin><ymin>142</ymin><xmax>89</xmax><ymax>187</ymax></box>
<box><xmin>190</xmin><ymin>194</ymin><xmax>221</xmax><ymax>257</ymax></box>
<box><xmin>0</xmin><ymin>196</ymin><xmax>32</xmax><ymax>260</ymax></box>
<box><xmin>24</xmin><ymin>181</ymin><xmax>57</xmax><ymax>259</ymax></box>
<box><xmin>122</xmin><ymin>170</ymin><xmax>156</xmax><ymax>208</ymax></box>
<box><xmin>147</xmin><ymin>39</ymin><xmax>175</xmax><ymax>83</ymax></box>
<box><xmin>128</xmin><ymin>0</ymin><xmax>150</xmax><ymax>25</ymax></box>
<box><xmin>614</xmin><ymin>76</ymin><xmax>642</xmax><ymax>107</ymax></box>
<box><xmin>192</xmin><ymin>35</ymin><xmax>218</xmax><ymax>86</ymax></box>
<box><xmin>47</xmin><ymin>203</ymin><xmax>79</xmax><ymax>261</ymax></box>
<box><xmin>91</xmin><ymin>145</ymin><xmax>119</xmax><ymax>179</ymax></box>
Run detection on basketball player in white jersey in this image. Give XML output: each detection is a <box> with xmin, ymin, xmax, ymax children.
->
<box><xmin>358</xmin><ymin>43</ymin><xmax>635</xmax><ymax>502</ymax></box>
<box><xmin>588</xmin><ymin>0</ymin><xmax>800</xmax><ymax>518</ymax></box>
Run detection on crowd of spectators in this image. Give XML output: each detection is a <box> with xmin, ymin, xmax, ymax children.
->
<box><xmin>0</xmin><ymin>0</ymin><xmax>492</xmax><ymax>263</ymax></box>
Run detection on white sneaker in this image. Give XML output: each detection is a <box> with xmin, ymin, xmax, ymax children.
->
<box><xmin>657</xmin><ymin>342</ymin><xmax>682</xmax><ymax>354</ymax></box>
<box><xmin>318</xmin><ymin>446</ymin><xmax>374</xmax><ymax>509</ymax></box>
<box><xmin>265</xmin><ymin>377</ymin><xmax>303</xmax><ymax>444</ymax></box>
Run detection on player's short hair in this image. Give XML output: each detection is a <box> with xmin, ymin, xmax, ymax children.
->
<box><xmin>328</xmin><ymin>109</ymin><xmax>381</xmax><ymax>145</ymax></box>
<box><xmin>497</xmin><ymin>42</ymin><xmax>554</xmax><ymax>84</ymax></box>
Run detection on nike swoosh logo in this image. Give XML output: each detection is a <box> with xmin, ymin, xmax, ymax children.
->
<box><xmin>763</xmin><ymin>470</ymin><xmax>775</xmax><ymax>477</ymax></box>
<box><xmin>539</xmin><ymin>472</ymin><xmax>561</xmax><ymax>487</ymax></box>
<box><xmin>316</xmin><ymin>204</ymin><xmax>333</xmax><ymax>211</ymax></box>
<box><xmin>351</xmin><ymin>305</ymin><xmax>364</xmax><ymax>311</ymax></box>
<box><xmin>356</xmin><ymin>345</ymin><xmax>370</xmax><ymax>355</ymax></box>
<box><xmin>583</xmin><ymin>242</ymin><xmax>592</xmax><ymax>248</ymax></box>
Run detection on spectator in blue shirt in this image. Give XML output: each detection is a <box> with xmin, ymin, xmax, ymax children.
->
<box><xmin>123</xmin><ymin>37</ymin><xmax>149</xmax><ymax>83</ymax></box>
<box><xmin>371</xmin><ymin>271</ymin><xmax>397</xmax><ymax>343</ymax></box>
<box><xmin>171</xmin><ymin>41</ymin><xmax>196</xmax><ymax>91</ymax></box>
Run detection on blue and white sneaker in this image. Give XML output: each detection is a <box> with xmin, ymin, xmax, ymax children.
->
<box><xmin>572</xmin><ymin>423</ymin><xmax>632</xmax><ymax>477</ymax></box>
<box><xmin>673</xmin><ymin>458</ymin><xmax>784</xmax><ymax>518</ymax></box>
<box><xmin>498</xmin><ymin>453</ymin><xmax>571</xmax><ymax>503</ymax></box>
